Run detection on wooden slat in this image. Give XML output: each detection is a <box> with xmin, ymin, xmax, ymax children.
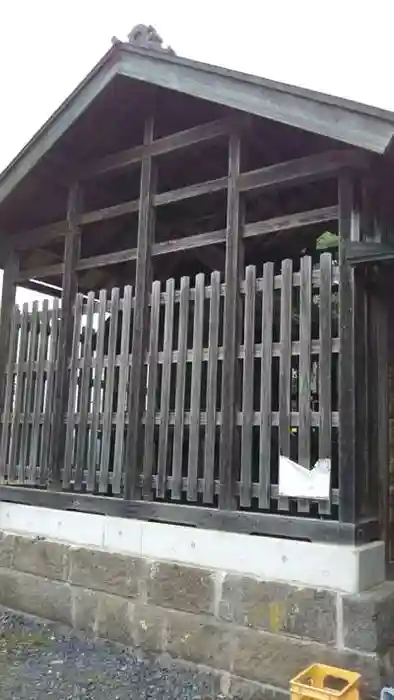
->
<box><xmin>278</xmin><ymin>259</ymin><xmax>293</xmax><ymax>511</ymax></box>
<box><xmin>28</xmin><ymin>300</ymin><xmax>49</xmax><ymax>484</ymax></box>
<box><xmin>87</xmin><ymin>289</ymin><xmax>106</xmax><ymax>492</ymax></box>
<box><xmin>172</xmin><ymin>276</ymin><xmax>190</xmax><ymax>501</ymax></box>
<box><xmin>157</xmin><ymin>278</ymin><xmax>175</xmax><ymax>499</ymax></box>
<box><xmin>240</xmin><ymin>265</ymin><xmax>256</xmax><ymax>507</ymax></box>
<box><xmin>99</xmin><ymin>288</ymin><xmax>119</xmax><ymax>493</ymax></box>
<box><xmin>318</xmin><ymin>252</ymin><xmax>333</xmax><ymax>516</ymax></box>
<box><xmin>19</xmin><ymin>302</ymin><xmax>39</xmax><ymax>482</ymax></box>
<box><xmin>187</xmin><ymin>273</ymin><xmax>205</xmax><ymax>502</ymax></box>
<box><xmin>74</xmin><ymin>291</ymin><xmax>95</xmax><ymax>490</ymax></box>
<box><xmin>259</xmin><ymin>262</ymin><xmax>274</xmax><ymax>509</ymax></box>
<box><xmin>39</xmin><ymin>299</ymin><xmax>60</xmax><ymax>485</ymax></box>
<box><xmin>113</xmin><ymin>285</ymin><xmax>133</xmax><ymax>494</ymax></box>
<box><xmin>219</xmin><ymin>130</ymin><xmax>242</xmax><ymax>509</ymax></box>
<box><xmin>297</xmin><ymin>256</ymin><xmax>312</xmax><ymax>514</ymax></box>
<box><xmin>124</xmin><ymin>116</ymin><xmax>156</xmax><ymax>501</ymax></box>
<box><xmin>0</xmin><ymin>307</ymin><xmax>20</xmax><ymax>482</ymax></box>
<box><xmin>49</xmin><ymin>183</ymin><xmax>82</xmax><ymax>486</ymax></box>
<box><xmin>203</xmin><ymin>271</ymin><xmax>221</xmax><ymax>503</ymax></box>
<box><xmin>8</xmin><ymin>305</ymin><xmax>29</xmax><ymax>482</ymax></box>
<box><xmin>143</xmin><ymin>280</ymin><xmax>161</xmax><ymax>498</ymax></box>
<box><xmin>63</xmin><ymin>294</ymin><xmax>83</xmax><ymax>489</ymax></box>
<box><xmin>0</xmin><ymin>248</ymin><xmax>19</xmax><ymax>433</ymax></box>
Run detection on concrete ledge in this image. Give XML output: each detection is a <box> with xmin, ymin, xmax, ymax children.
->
<box><xmin>0</xmin><ymin>502</ymin><xmax>385</xmax><ymax>593</ymax></box>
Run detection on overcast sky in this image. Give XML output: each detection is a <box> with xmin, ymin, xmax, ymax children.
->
<box><xmin>0</xmin><ymin>0</ymin><xmax>393</xmax><ymax>303</ymax></box>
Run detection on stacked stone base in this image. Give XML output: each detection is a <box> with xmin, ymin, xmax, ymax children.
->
<box><xmin>0</xmin><ymin>530</ymin><xmax>393</xmax><ymax>698</ymax></box>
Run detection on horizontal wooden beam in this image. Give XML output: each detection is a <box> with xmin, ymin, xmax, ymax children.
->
<box><xmin>345</xmin><ymin>240</ymin><xmax>394</xmax><ymax>265</ymax></box>
<box><xmin>13</xmin><ymin>149</ymin><xmax>351</xmax><ymax>253</ymax></box>
<box><xmin>82</xmin><ymin>117</ymin><xmax>234</xmax><ymax>178</ymax></box>
<box><xmin>0</xmin><ymin>486</ymin><xmax>379</xmax><ymax>544</ymax></box>
<box><xmin>238</xmin><ymin>149</ymin><xmax>368</xmax><ymax>192</ymax></box>
<box><xmin>17</xmin><ymin>204</ymin><xmax>338</xmax><ymax>282</ymax></box>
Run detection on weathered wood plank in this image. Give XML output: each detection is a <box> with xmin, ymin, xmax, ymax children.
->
<box><xmin>74</xmin><ymin>291</ymin><xmax>95</xmax><ymax>490</ymax></box>
<box><xmin>63</xmin><ymin>293</ymin><xmax>83</xmax><ymax>489</ymax></box>
<box><xmin>338</xmin><ymin>174</ymin><xmax>357</xmax><ymax>523</ymax></box>
<box><xmin>19</xmin><ymin>302</ymin><xmax>39</xmax><ymax>483</ymax></box>
<box><xmin>28</xmin><ymin>300</ymin><xmax>49</xmax><ymax>484</ymax></box>
<box><xmin>39</xmin><ymin>299</ymin><xmax>60</xmax><ymax>485</ymax></box>
<box><xmin>297</xmin><ymin>256</ymin><xmax>312</xmax><ymax>514</ymax></box>
<box><xmin>0</xmin><ymin>307</ymin><xmax>20</xmax><ymax>483</ymax></box>
<box><xmin>99</xmin><ymin>287</ymin><xmax>119</xmax><ymax>493</ymax></box>
<box><xmin>240</xmin><ymin>265</ymin><xmax>256</xmax><ymax>507</ymax></box>
<box><xmin>172</xmin><ymin>276</ymin><xmax>189</xmax><ymax>501</ymax></box>
<box><xmin>203</xmin><ymin>271</ymin><xmax>221</xmax><ymax>504</ymax></box>
<box><xmin>124</xmin><ymin>116</ymin><xmax>156</xmax><ymax>501</ymax></box>
<box><xmin>113</xmin><ymin>285</ymin><xmax>133</xmax><ymax>495</ymax></box>
<box><xmin>48</xmin><ymin>183</ymin><xmax>82</xmax><ymax>487</ymax></box>
<box><xmin>8</xmin><ymin>305</ymin><xmax>29</xmax><ymax>483</ymax></box>
<box><xmin>259</xmin><ymin>262</ymin><xmax>274</xmax><ymax>509</ymax></box>
<box><xmin>318</xmin><ymin>253</ymin><xmax>333</xmax><ymax>516</ymax></box>
<box><xmin>278</xmin><ymin>258</ymin><xmax>293</xmax><ymax>511</ymax></box>
<box><xmin>157</xmin><ymin>278</ymin><xmax>175</xmax><ymax>499</ymax></box>
<box><xmin>219</xmin><ymin>130</ymin><xmax>243</xmax><ymax>509</ymax></box>
<box><xmin>187</xmin><ymin>273</ymin><xmax>205</xmax><ymax>502</ymax></box>
<box><xmin>143</xmin><ymin>280</ymin><xmax>161</xmax><ymax>499</ymax></box>
<box><xmin>87</xmin><ymin>289</ymin><xmax>106</xmax><ymax>492</ymax></box>
<box><xmin>0</xmin><ymin>248</ymin><xmax>19</xmax><ymax>430</ymax></box>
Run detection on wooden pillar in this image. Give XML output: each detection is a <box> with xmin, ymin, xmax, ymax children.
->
<box><xmin>219</xmin><ymin>130</ymin><xmax>243</xmax><ymax>509</ymax></box>
<box><xmin>48</xmin><ymin>183</ymin><xmax>82</xmax><ymax>487</ymax></box>
<box><xmin>338</xmin><ymin>173</ymin><xmax>360</xmax><ymax>523</ymax></box>
<box><xmin>0</xmin><ymin>244</ymin><xmax>19</xmax><ymax>421</ymax></box>
<box><xmin>124</xmin><ymin>115</ymin><xmax>156</xmax><ymax>501</ymax></box>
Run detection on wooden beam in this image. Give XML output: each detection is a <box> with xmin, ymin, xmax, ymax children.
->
<box><xmin>124</xmin><ymin>115</ymin><xmax>156</xmax><ymax>501</ymax></box>
<box><xmin>0</xmin><ymin>245</ymin><xmax>19</xmax><ymax>444</ymax></box>
<box><xmin>82</xmin><ymin>117</ymin><xmax>234</xmax><ymax>178</ymax></box>
<box><xmin>338</xmin><ymin>173</ymin><xmax>358</xmax><ymax>523</ymax></box>
<box><xmin>12</xmin><ymin>149</ymin><xmax>355</xmax><ymax>253</ymax></box>
<box><xmin>345</xmin><ymin>240</ymin><xmax>394</xmax><ymax>265</ymax></box>
<box><xmin>48</xmin><ymin>183</ymin><xmax>82</xmax><ymax>487</ymax></box>
<box><xmin>17</xmin><ymin>204</ymin><xmax>339</xmax><ymax>282</ymax></box>
<box><xmin>219</xmin><ymin>130</ymin><xmax>243</xmax><ymax>509</ymax></box>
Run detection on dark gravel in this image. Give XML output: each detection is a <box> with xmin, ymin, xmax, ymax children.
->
<box><xmin>0</xmin><ymin>610</ymin><xmax>224</xmax><ymax>699</ymax></box>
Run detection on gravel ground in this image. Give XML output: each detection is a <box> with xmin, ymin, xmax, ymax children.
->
<box><xmin>0</xmin><ymin>610</ymin><xmax>224</xmax><ymax>699</ymax></box>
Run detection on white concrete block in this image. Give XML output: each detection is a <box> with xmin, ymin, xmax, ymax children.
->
<box><xmin>102</xmin><ymin>516</ymin><xmax>143</xmax><ymax>556</ymax></box>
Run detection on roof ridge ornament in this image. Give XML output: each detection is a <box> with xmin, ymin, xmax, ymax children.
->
<box><xmin>111</xmin><ymin>24</ymin><xmax>175</xmax><ymax>55</ymax></box>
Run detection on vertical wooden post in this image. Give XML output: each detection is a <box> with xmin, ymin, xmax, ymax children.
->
<box><xmin>219</xmin><ymin>129</ymin><xmax>243</xmax><ymax>509</ymax></box>
<box><xmin>338</xmin><ymin>173</ymin><xmax>359</xmax><ymax>523</ymax></box>
<box><xmin>124</xmin><ymin>115</ymin><xmax>156</xmax><ymax>501</ymax></box>
<box><xmin>0</xmin><ymin>244</ymin><xmax>19</xmax><ymax>422</ymax></box>
<box><xmin>48</xmin><ymin>183</ymin><xmax>82</xmax><ymax>487</ymax></box>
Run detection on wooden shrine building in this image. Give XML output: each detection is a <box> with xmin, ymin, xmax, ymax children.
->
<box><xmin>1</xmin><ymin>25</ymin><xmax>394</xmax><ymax>571</ymax></box>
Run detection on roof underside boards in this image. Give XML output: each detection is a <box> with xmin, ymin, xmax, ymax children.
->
<box><xmin>1</xmin><ymin>42</ymin><xmax>394</xmax><ymax>217</ymax></box>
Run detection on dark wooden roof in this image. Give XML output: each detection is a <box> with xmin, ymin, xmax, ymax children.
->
<box><xmin>1</xmin><ymin>39</ymin><xmax>394</xmax><ymax>210</ymax></box>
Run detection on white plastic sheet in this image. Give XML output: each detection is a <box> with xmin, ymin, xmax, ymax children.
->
<box><xmin>278</xmin><ymin>455</ymin><xmax>331</xmax><ymax>500</ymax></box>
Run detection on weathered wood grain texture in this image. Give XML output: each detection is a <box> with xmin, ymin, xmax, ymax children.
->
<box><xmin>203</xmin><ymin>271</ymin><xmax>221</xmax><ymax>504</ymax></box>
<box><xmin>19</xmin><ymin>302</ymin><xmax>39</xmax><ymax>483</ymax></box>
<box><xmin>240</xmin><ymin>265</ymin><xmax>256</xmax><ymax>507</ymax></box>
<box><xmin>318</xmin><ymin>253</ymin><xmax>332</xmax><ymax>516</ymax></box>
<box><xmin>157</xmin><ymin>278</ymin><xmax>175</xmax><ymax>499</ymax></box>
<box><xmin>39</xmin><ymin>299</ymin><xmax>60</xmax><ymax>485</ymax></box>
<box><xmin>99</xmin><ymin>287</ymin><xmax>119</xmax><ymax>493</ymax></box>
<box><xmin>278</xmin><ymin>259</ymin><xmax>292</xmax><ymax>511</ymax></box>
<box><xmin>63</xmin><ymin>294</ymin><xmax>83</xmax><ymax>489</ymax></box>
<box><xmin>259</xmin><ymin>262</ymin><xmax>274</xmax><ymax>509</ymax></box>
<box><xmin>0</xmin><ymin>306</ymin><xmax>19</xmax><ymax>483</ymax></box>
<box><xmin>124</xmin><ymin>115</ymin><xmax>156</xmax><ymax>501</ymax></box>
<box><xmin>28</xmin><ymin>300</ymin><xmax>49</xmax><ymax>484</ymax></box>
<box><xmin>187</xmin><ymin>273</ymin><xmax>205</xmax><ymax>502</ymax></box>
<box><xmin>297</xmin><ymin>256</ymin><xmax>312</xmax><ymax>514</ymax></box>
<box><xmin>87</xmin><ymin>289</ymin><xmax>106</xmax><ymax>492</ymax></box>
<box><xmin>172</xmin><ymin>276</ymin><xmax>189</xmax><ymax>501</ymax></box>
<box><xmin>0</xmin><ymin>247</ymin><xmax>19</xmax><ymax>433</ymax></box>
<box><xmin>143</xmin><ymin>280</ymin><xmax>161</xmax><ymax>499</ymax></box>
<box><xmin>113</xmin><ymin>285</ymin><xmax>133</xmax><ymax>495</ymax></box>
<box><xmin>8</xmin><ymin>305</ymin><xmax>29</xmax><ymax>483</ymax></box>
<box><xmin>74</xmin><ymin>291</ymin><xmax>95</xmax><ymax>490</ymax></box>
<box><xmin>219</xmin><ymin>130</ymin><xmax>243</xmax><ymax>509</ymax></box>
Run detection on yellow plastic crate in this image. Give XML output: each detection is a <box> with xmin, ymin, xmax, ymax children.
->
<box><xmin>290</xmin><ymin>664</ymin><xmax>361</xmax><ymax>700</ymax></box>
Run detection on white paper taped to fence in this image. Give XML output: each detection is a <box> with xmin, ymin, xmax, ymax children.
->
<box><xmin>278</xmin><ymin>456</ymin><xmax>331</xmax><ymax>500</ymax></box>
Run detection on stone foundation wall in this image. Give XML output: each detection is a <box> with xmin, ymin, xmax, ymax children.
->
<box><xmin>0</xmin><ymin>530</ymin><xmax>393</xmax><ymax>698</ymax></box>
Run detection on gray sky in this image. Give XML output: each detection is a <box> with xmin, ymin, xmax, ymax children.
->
<box><xmin>0</xmin><ymin>0</ymin><xmax>393</xmax><ymax>303</ymax></box>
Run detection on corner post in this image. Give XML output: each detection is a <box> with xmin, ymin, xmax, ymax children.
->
<box><xmin>338</xmin><ymin>172</ymin><xmax>360</xmax><ymax>524</ymax></box>
<box><xmin>219</xmin><ymin>129</ymin><xmax>244</xmax><ymax>509</ymax></box>
<box><xmin>124</xmin><ymin>114</ymin><xmax>156</xmax><ymax>501</ymax></box>
<box><xmin>0</xmin><ymin>244</ymin><xmax>19</xmax><ymax>419</ymax></box>
<box><xmin>48</xmin><ymin>183</ymin><xmax>82</xmax><ymax>487</ymax></box>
